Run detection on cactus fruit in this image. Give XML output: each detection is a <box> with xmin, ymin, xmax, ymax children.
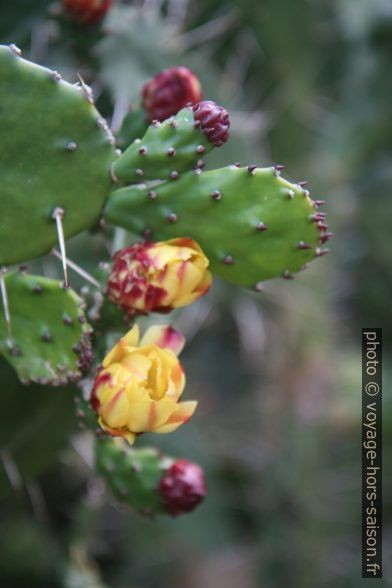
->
<box><xmin>142</xmin><ymin>66</ymin><xmax>202</xmax><ymax>122</ymax></box>
<box><xmin>158</xmin><ymin>458</ymin><xmax>207</xmax><ymax>516</ymax></box>
<box><xmin>95</xmin><ymin>439</ymin><xmax>167</xmax><ymax>516</ymax></box>
<box><xmin>62</xmin><ymin>0</ymin><xmax>112</xmax><ymax>24</ymax></box>
<box><xmin>111</xmin><ymin>103</ymin><xmax>229</xmax><ymax>184</ymax></box>
<box><xmin>0</xmin><ymin>271</ymin><xmax>92</xmax><ymax>385</ymax></box>
<box><xmin>104</xmin><ymin>165</ymin><xmax>329</xmax><ymax>288</ymax></box>
<box><xmin>0</xmin><ymin>44</ymin><xmax>116</xmax><ymax>266</ymax></box>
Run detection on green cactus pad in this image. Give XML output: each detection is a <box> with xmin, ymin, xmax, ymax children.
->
<box><xmin>96</xmin><ymin>439</ymin><xmax>168</xmax><ymax>516</ymax></box>
<box><xmin>0</xmin><ymin>44</ymin><xmax>116</xmax><ymax>266</ymax></box>
<box><xmin>112</xmin><ymin>107</ymin><xmax>214</xmax><ymax>184</ymax></box>
<box><xmin>104</xmin><ymin>165</ymin><xmax>328</xmax><ymax>288</ymax></box>
<box><xmin>0</xmin><ymin>271</ymin><xmax>92</xmax><ymax>385</ymax></box>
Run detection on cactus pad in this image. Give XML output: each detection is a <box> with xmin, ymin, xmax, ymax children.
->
<box><xmin>0</xmin><ymin>271</ymin><xmax>92</xmax><ymax>385</ymax></box>
<box><xmin>104</xmin><ymin>165</ymin><xmax>329</xmax><ymax>288</ymax></box>
<box><xmin>112</xmin><ymin>104</ymin><xmax>227</xmax><ymax>184</ymax></box>
<box><xmin>96</xmin><ymin>439</ymin><xmax>167</xmax><ymax>516</ymax></box>
<box><xmin>0</xmin><ymin>45</ymin><xmax>116</xmax><ymax>266</ymax></box>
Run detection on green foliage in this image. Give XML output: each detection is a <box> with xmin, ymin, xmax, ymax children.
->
<box><xmin>105</xmin><ymin>165</ymin><xmax>323</xmax><ymax>287</ymax></box>
<box><xmin>0</xmin><ymin>44</ymin><xmax>116</xmax><ymax>265</ymax></box>
<box><xmin>0</xmin><ymin>358</ymin><xmax>77</xmax><ymax>498</ymax></box>
<box><xmin>95</xmin><ymin>439</ymin><xmax>167</xmax><ymax>516</ymax></box>
<box><xmin>115</xmin><ymin>107</ymin><xmax>149</xmax><ymax>150</ymax></box>
<box><xmin>0</xmin><ymin>271</ymin><xmax>92</xmax><ymax>385</ymax></box>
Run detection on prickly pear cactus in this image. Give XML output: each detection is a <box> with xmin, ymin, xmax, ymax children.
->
<box><xmin>0</xmin><ymin>271</ymin><xmax>92</xmax><ymax>385</ymax></box>
<box><xmin>112</xmin><ymin>102</ymin><xmax>229</xmax><ymax>184</ymax></box>
<box><xmin>96</xmin><ymin>439</ymin><xmax>167</xmax><ymax>516</ymax></box>
<box><xmin>105</xmin><ymin>165</ymin><xmax>328</xmax><ymax>287</ymax></box>
<box><xmin>0</xmin><ymin>44</ymin><xmax>116</xmax><ymax>266</ymax></box>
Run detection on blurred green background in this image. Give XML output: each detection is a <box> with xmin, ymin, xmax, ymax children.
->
<box><xmin>1</xmin><ymin>0</ymin><xmax>391</xmax><ymax>586</ymax></box>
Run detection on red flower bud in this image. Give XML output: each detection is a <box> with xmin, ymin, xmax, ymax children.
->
<box><xmin>158</xmin><ymin>459</ymin><xmax>207</xmax><ymax>516</ymax></box>
<box><xmin>62</xmin><ymin>0</ymin><xmax>112</xmax><ymax>25</ymax></box>
<box><xmin>193</xmin><ymin>100</ymin><xmax>230</xmax><ymax>146</ymax></box>
<box><xmin>142</xmin><ymin>67</ymin><xmax>202</xmax><ymax>122</ymax></box>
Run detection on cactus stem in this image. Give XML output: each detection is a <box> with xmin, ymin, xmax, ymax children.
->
<box><xmin>297</xmin><ymin>241</ymin><xmax>311</xmax><ymax>249</ymax></box>
<box><xmin>282</xmin><ymin>270</ymin><xmax>294</xmax><ymax>279</ymax></box>
<box><xmin>0</xmin><ymin>268</ymin><xmax>12</xmax><ymax>338</ymax></box>
<box><xmin>51</xmin><ymin>208</ymin><xmax>70</xmax><ymax>288</ymax></box>
<box><xmin>167</xmin><ymin>212</ymin><xmax>178</xmax><ymax>223</ymax></box>
<box><xmin>247</xmin><ymin>165</ymin><xmax>257</xmax><ymax>175</ymax></box>
<box><xmin>167</xmin><ymin>148</ymin><xmax>176</xmax><ymax>157</ymax></box>
<box><xmin>211</xmin><ymin>190</ymin><xmax>221</xmax><ymax>201</ymax></box>
<box><xmin>170</xmin><ymin>171</ymin><xmax>179</xmax><ymax>180</ymax></box>
<box><xmin>148</xmin><ymin>190</ymin><xmax>157</xmax><ymax>200</ymax></box>
<box><xmin>223</xmin><ymin>255</ymin><xmax>234</xmax><ymax>265</ymax></box>
<box><xmin>66</xmin><ymin>141</ymin><xmax>78</xmax><ymax>152</ymax></box>
<box><xmin>254</xmin><ymin>282</ymin><xmax>264</xmax><ymax>292</ymax></box>
<box><xmin>139</xmin><ymin>147</ymin><xmax>148</xmax><ymax>156</ymax></box>
<box><xmin>52</xmin><ymin>248</ymin><xmax>101</xmax><ymax>289</ymax></box>
<box><xmin>256</xmin><ymin>221</ymin><xmax>268</xmax><ymax>231</ymax></box>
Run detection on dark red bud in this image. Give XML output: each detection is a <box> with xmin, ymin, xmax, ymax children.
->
<box><xmin>158</xmin><ymin>459</ymin><xmax>207</xmax><ymax>516</ymax></box>
<box><xmin>193</xmin><ymin>100</ymin><xmax>230</xmax><ymax>146</ymax></box>
<box><xmin>62</xmin><ymin>0</ymin><xmax>112</xmax><ymax>24</ymax></box>
<box><xmin>142</xmin><ymin>67</ymin><xmax>202</xmax><ymax>122</ymax></box>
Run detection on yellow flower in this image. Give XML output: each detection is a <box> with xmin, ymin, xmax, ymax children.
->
<box><xmin>90</xmin><ymin>324</ymin><xmax>196</xmax><ymax>444</ymax></box>
<box><xmin>107</xmin><ymin>238</ymin><xmax>212</xmax><ymax>315</ymax></box>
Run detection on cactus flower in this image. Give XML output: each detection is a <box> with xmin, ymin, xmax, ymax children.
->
<box><xmin>62</xmin><ymin>0</ymin><xmax>112</xmax><ymax>24</ymax></box>
<box><xmin>107</xmin><ymin>238</ymin><xmax>212</xmax><ymax>315</ymax></box>
<box><xmin>158</xmin><ymin>459</ymin><xmax>207</xmax><ymax>516</ymax></box>
<box><xmin>142</xmin><ymin>66</ymin><xmax>202</xmax><ymax>122</ymax></box>
<box><xmin>90</xmin><ymin>324</ymin><xmax>196</xmax><ymax>444</ymax></box>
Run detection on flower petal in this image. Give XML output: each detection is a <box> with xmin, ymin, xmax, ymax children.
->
<box><xmin>153</xmin><ymin>400</ymin><xmax>197</xmax><ymax>433</ymax></box>
<box><xmin>98</xmin><ymin>418</ymin><xmax>136</xmax><ymax>445</ymax></box>
<box><xmin>126</xmin><ymin>397</ymin><xmax>175</xmax><ymax>432</ymax></box>
<box><xmin>140</xmin><ymin>325</ymin><xmax>185</xmax><ymax>355</ymax></box>
<box><xmin>103</xmin><ymin>324</ymin><xmax>140</xmax><ymax>367</ymax></box>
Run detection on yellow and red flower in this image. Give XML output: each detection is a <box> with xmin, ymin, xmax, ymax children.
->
<box><xmin>90</xmin><ymin>324</ymin><xmax>196</xmax><ymax>444</ymax></box>
<box><xmin>107</xmin><ymin>238</ymin><xmax>212</xmax><ymax>315</ymax></box>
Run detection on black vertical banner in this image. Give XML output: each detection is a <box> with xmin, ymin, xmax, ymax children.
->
<box><xmin>362</xmin><ymin>329</ymin><xmax>382</xmax><ymax>578</ymax></box>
